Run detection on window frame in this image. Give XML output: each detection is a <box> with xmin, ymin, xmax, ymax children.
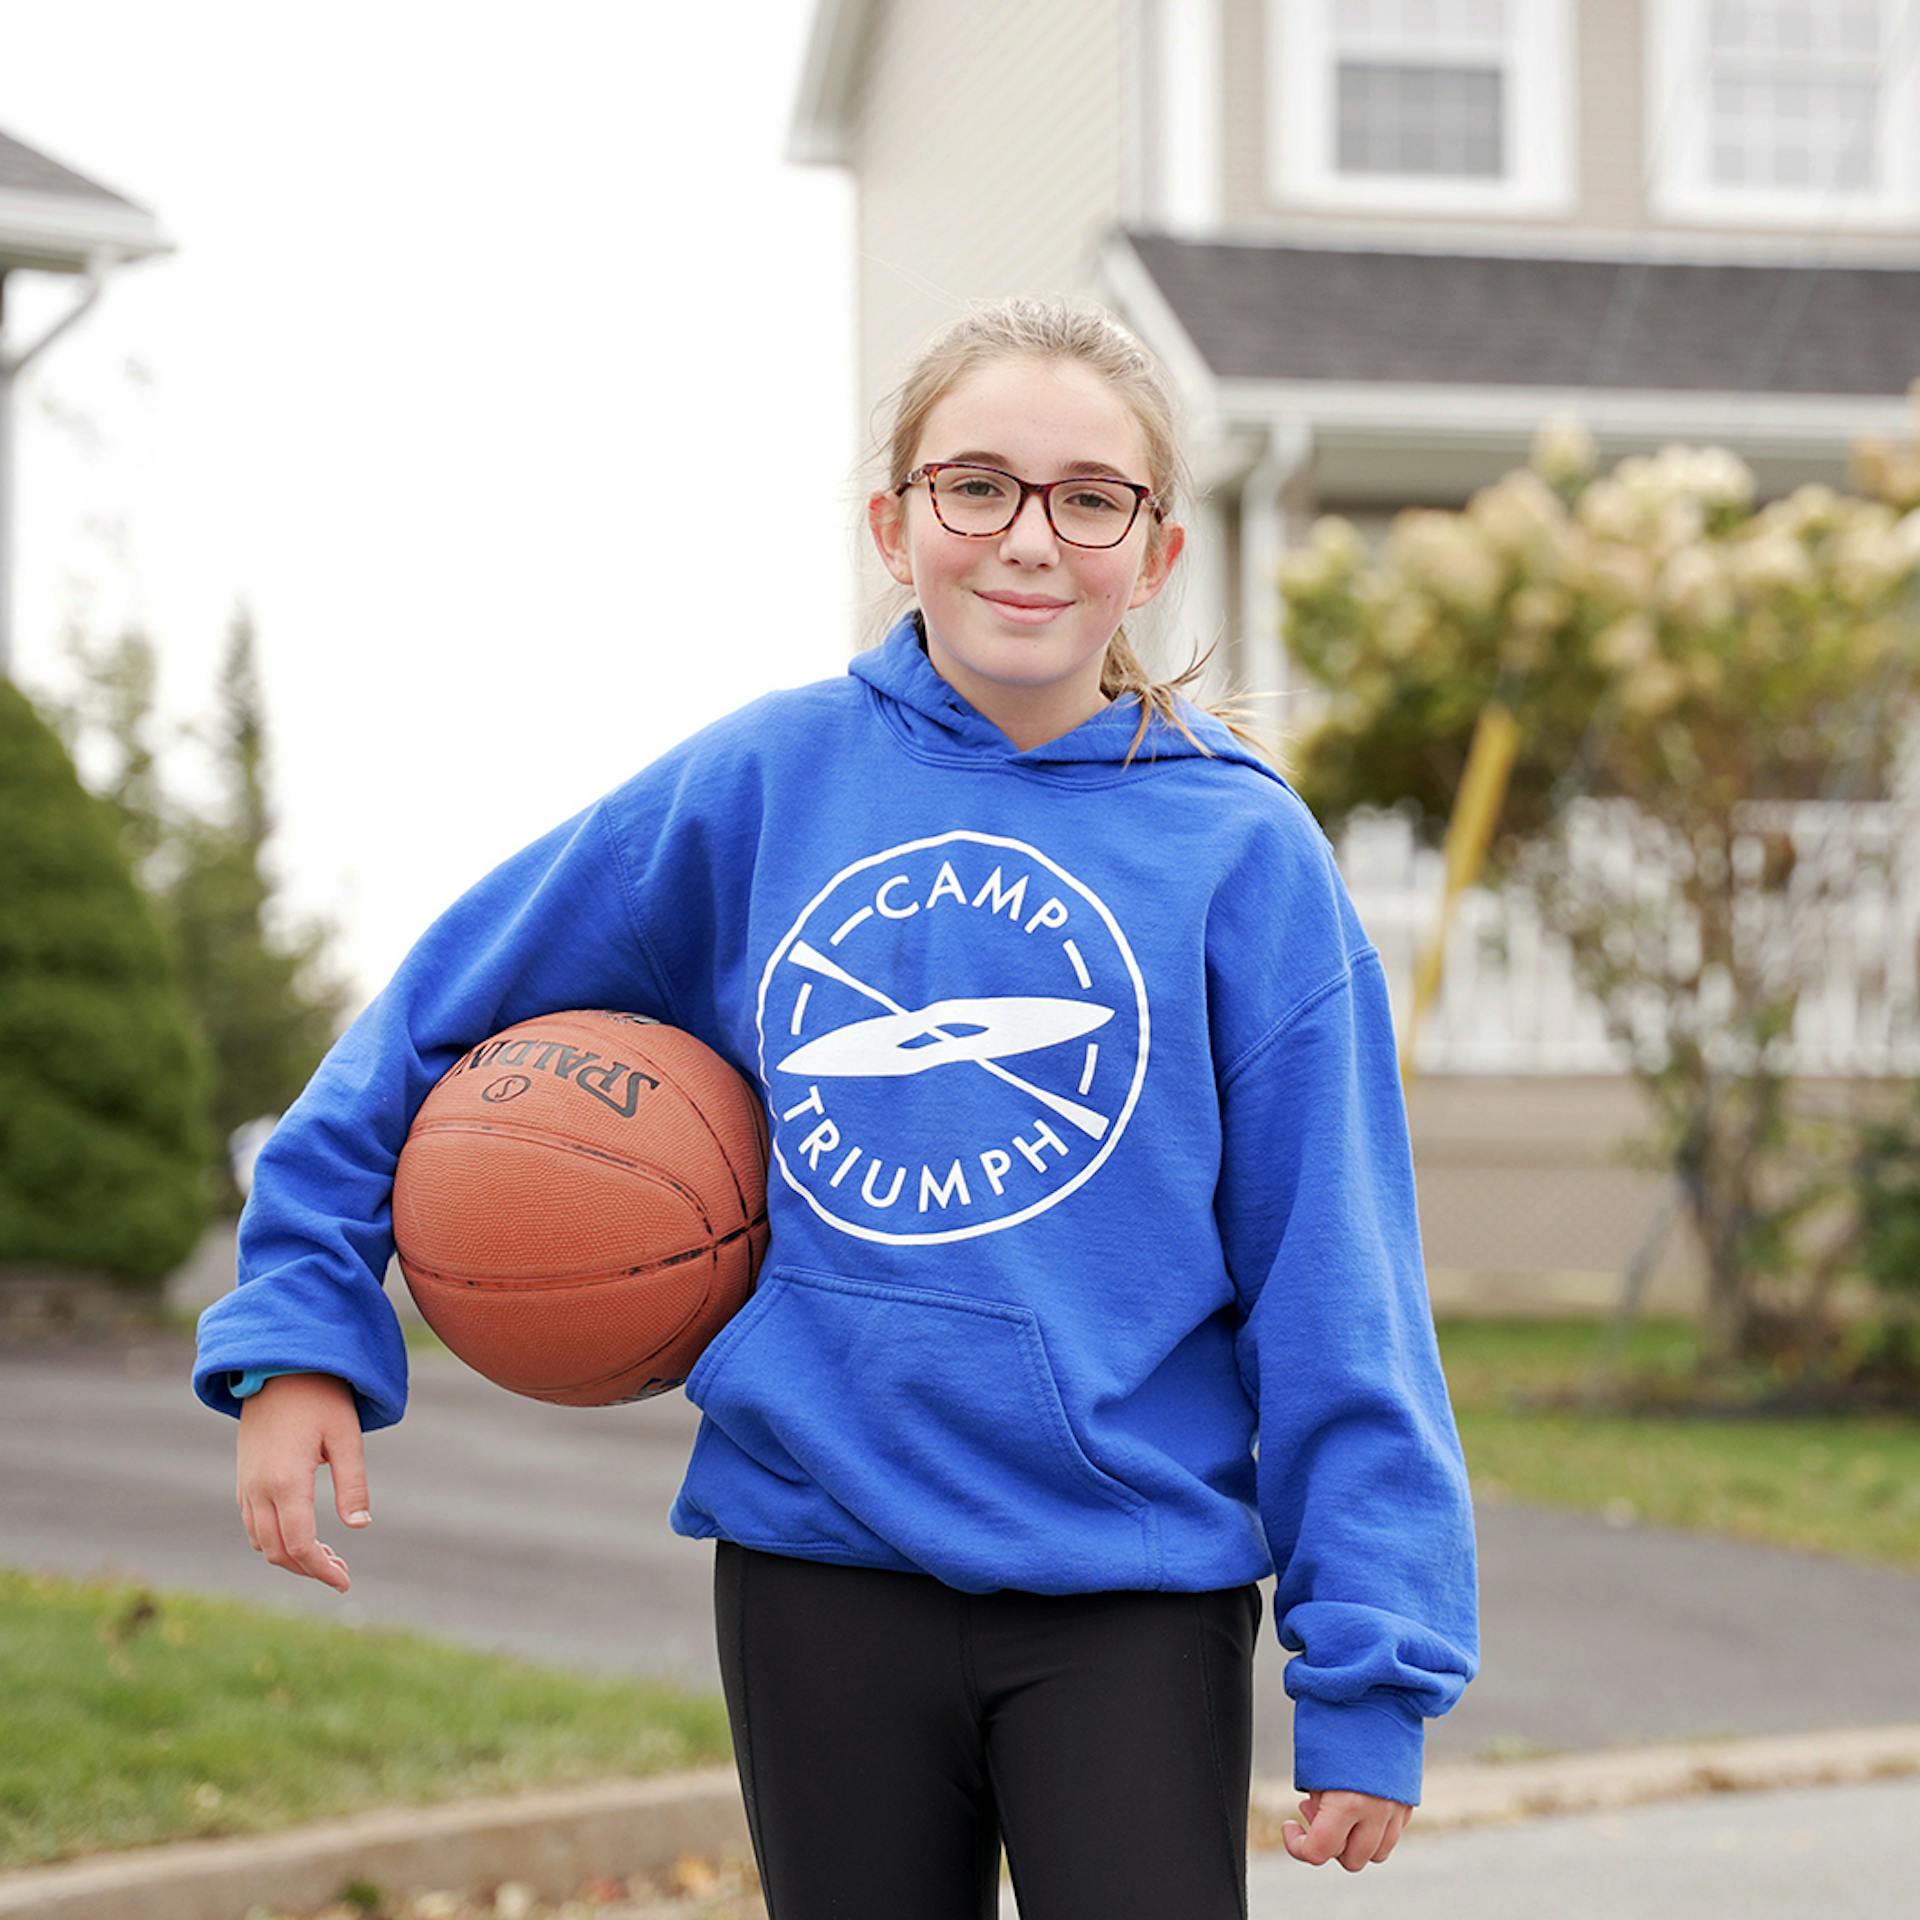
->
<box><xmin>1268</xmin><ymin>0</ymin><xmax>1576</xmax><ymax>214</ymax></box>
<box><xmin>1647</xmin><ymin>0</ymin><xmax>1920</xmax><ymax>228</ymax></box>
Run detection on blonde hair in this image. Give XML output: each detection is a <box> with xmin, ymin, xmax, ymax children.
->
<box><xmin>862</xmin><ymin>295</ymin><xmax>1283</xmax><ymax>773</ymax></box>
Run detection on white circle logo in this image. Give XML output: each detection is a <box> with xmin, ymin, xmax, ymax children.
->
<box><xmin>755</xmin><ymin>830</ymin><xmax>1150</xmax><ymax>1244</ymax></box>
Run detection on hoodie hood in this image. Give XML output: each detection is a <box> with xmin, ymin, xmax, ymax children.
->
<box><xmin>849</xmin><ymin>608</ymin><xmax>1282</xmax><ymax>786</ymax></box>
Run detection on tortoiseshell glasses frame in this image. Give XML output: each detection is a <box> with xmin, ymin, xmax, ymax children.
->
<box><xmin>896</xmin><ymin>461</ymin><xmax>1166</xmax><ymax>549</ymax></box>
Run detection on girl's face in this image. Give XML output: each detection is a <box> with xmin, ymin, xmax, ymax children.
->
<box><xmin>867</xmin><ymin>355</ymin><xmax>1185</xmax><ymax>749</ymax></box>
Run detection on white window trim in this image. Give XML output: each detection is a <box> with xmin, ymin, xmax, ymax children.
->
<box><xmin>1648</xmin><ymin>0</ymin><xmax>1920</xmax><ymax>228</ymax></box>
<box><xmin>1268</xmin><ymin>0</ymin><xmax>1575</xmax><ymax>215</ymax></box>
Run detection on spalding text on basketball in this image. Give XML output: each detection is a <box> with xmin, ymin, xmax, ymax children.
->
<box><xmin>447</xmin><ymin>1034</ymin><xmax>661</xmax><ymax>1119</ymax></box>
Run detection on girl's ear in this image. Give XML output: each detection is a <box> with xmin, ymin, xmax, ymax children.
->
<box><xmin>1127</xmin><ymin>520</ymin><xmax>1186</xmax><ymax>611</ymax></box>
<box><xmin>868</xmin><ymin>489</ymin><xmax>914</xmax><ymax>587</ymax></box>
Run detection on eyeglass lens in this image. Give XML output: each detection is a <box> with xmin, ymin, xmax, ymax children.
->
<box><xmin>929</xmin><ymin>467</ymin><xmax>1140</xmax><ymax>547</ymax></box>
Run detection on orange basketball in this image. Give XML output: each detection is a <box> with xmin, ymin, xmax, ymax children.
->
<box><xmin>392</xmin><ymin>1008</ymin><xmax>769</xmax><ymax>1407</ymax></box>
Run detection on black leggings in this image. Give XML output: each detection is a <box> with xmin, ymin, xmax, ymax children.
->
<box><xmin>713</xmin><ymin>1538</ymin><xmax>1263</xmax><ymax>1920</ymax></box>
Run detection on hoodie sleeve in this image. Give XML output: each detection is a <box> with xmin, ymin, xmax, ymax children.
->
<box><xmin>1211</xmin><ymin>823</ymin><xmax>1480</xmax><ymax>1809</ymax></box>
<box><xmin>191</xmin><ymin>728</ymin><xmax>738</xmax><ymax>1431</ymax></box>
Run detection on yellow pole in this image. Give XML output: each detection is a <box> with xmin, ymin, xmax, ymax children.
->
<box><xmin>1402</xmin><ymin>702</ymin><xmax>1521</xmax><ymax>1097</ymax></box>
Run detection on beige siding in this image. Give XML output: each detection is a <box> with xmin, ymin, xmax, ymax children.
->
<box><xmin>1221</xmin><ymin>0</ymin><xmax>1268</xmax><ymax>223</ymax></box>
<box><xmin>1222</xmin><ymin>0</ymin><xmax>1919</xmax><ymax>249</ymax></box>
<box><xmin>847</xmin><ymin>0</ymin><xmax>1129</xmax><ymax>633</ymax></box>
<box><xmin>1577</xmin><ymin>0</ymin><xmax>1646</xmax><ymax>229</ymax></box>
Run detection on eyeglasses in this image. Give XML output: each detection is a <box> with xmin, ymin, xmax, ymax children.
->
<box><xmin>896</xmin><ymin>462</ymin><xmax>1164</xmax><ymax>550</ymax></box>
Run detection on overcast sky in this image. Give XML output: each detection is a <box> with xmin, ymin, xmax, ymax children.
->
<box><xmin>4</xmin><ymin>1</ymin><xmax>858</xmax><ymax>1011</ymax></box>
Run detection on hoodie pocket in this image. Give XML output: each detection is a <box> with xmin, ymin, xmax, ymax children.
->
<box><xmin>682</xmin><ymin>1264</ymin><xmax>1158</xmax><ymax>1592</ymax></box>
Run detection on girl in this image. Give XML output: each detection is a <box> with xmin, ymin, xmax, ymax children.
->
<box><xmin>201</xmin><ymin>296</ymin><xmax>1480</xmax><ymax>1918</ymax></box>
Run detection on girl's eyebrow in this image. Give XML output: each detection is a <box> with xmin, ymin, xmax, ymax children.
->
<box><xmin>944</xmin><ymin>449</ymin><xmax>1136</xmax><ymax>482</ymax></box>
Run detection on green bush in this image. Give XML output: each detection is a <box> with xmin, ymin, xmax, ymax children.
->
<box><xmin>0</xmin><ymin>677</ymin><xmax>214</xmax><ymax>1281</ymax></box>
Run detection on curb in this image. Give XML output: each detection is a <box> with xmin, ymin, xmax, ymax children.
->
<box><xmin>0</xmin><ymin>1768</ymin><xmax>749</xmax><ymax>1920</ymax></box>
<box><xmin>1252</xmin><ymin>1720</ymin><xmax>1920</xmax><ymax>1842</ymax></box>
<box><xmin>6</xmin><ymin>1725</ymin><xmax>1920</xmax><ymax>1920</ymax></box>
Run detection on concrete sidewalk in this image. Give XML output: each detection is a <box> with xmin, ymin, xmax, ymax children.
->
<box><xmin>1246</xmin><ymin>1771</ymin><xmax>1920</xmax><ymax>1919</ymax></box>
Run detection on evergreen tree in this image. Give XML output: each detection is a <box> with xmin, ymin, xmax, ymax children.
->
<box><xmin>38</xmin><ymin>617</ymin><xmax>180</xmax><ymax>889</ymax></box>
<box><xmin>0</xmin><ymin>677</ymin><xmax>214</xmax><ymax>1281</ymax></box>
<box><xmin>166</xmin><ymin>601</ymin><xmax>355</xmax><ymax>1212</ymax></box>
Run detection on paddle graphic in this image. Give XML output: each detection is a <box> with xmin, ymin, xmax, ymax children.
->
<box><xmin>776</xmin><ymin>939</ymin><xmax>1115</xmax><ymax>1141</ymax></box>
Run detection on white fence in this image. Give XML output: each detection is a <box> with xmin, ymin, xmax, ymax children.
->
<box><xmin>1340</xmin><ymin>797</ymin><xmax>1920</xmax><ymax>1077</ymax></box>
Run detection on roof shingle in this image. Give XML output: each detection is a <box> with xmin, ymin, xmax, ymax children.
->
<box><xmin>1124</xmin><ymin>232</ymin><xmax>1920</xmax><ymax>396</ymax></box>
<box><xmin>0</xmin><ymin>128</ymin><xmax>141</xmax><ymax>210</ymax></box>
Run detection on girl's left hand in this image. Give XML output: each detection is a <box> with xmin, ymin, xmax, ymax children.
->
<box><xmin>1281</xmin><ymin>1788</ymin><xmax>1413</xmax><ymax>1871</ymax></box>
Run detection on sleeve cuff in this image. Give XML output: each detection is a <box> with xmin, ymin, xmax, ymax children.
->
<box><xmin>1291</xmin><ymin>1694</ymin><xmax>1427</xmax><ymax>1806</ymax></box>
<box><xmin>231</xmin><ymin>1368</ymin><xmax>303</xmax><ymax>1399</ymax></box>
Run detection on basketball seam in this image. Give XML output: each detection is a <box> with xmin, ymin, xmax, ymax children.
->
<box><xmin>402</xmin><ymin>1118</ymin><xmax>719</xmax><ymax>1211</ymax></box>
<box><xmin>666</xmin><ymin>1064</ymin><xmax>759</xmax><ymax>1239</ymax></box>
<box><xmin>399</xmin><ymin>1218</ymin><xmax>765</xmax><ymax>1290</ymax></box>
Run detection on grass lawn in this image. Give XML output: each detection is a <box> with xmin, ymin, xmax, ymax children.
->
<box><xmin>1438</xmin><ymin>1316</ymin><xmax>1920</xmax><ymax>1568</ymax></box>
<box><xmin>0</xmin><ymin>1563</ymin><xmax>732</xmax><ymax>1874</ymax></box>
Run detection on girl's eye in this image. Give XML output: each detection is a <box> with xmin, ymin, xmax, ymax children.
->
<box><xmin>1066</xmin><ymin>490</ymin><xmax>1124</xmax><ymax>513</ymax></box>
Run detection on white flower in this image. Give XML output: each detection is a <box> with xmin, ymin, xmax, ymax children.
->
<box><xmin>1592</xmin><ymin>614</ymin><xmax>1658</xmax><ymax>671</ymax></box>
<box><xmin>1377</xmin><ymin>594</ymin><xmax>1437</xmax><ymax>659</ymax></box>
<box><xmin>1780</xmin><ymin>483</ymin><xmax>1843</xmax><ymax>537</ymax></box>
<box><xmin>1831</xmin><ymin>522</ymin><xmax>1908</xmax><ymax>606</ymax></box>
<box><xmin>1309</xmin><ymin>514</ymin><xmax>1367</xmax><ymax>565</ymax></box>
<box><xmin>1727</xmin><ymin>532</ymin><xmax>1815</xmax><ymax>595</ymax></box>
<box><xmin>1620</xmin><ymin>655</ymin><xmax>1691</xmax><ymax>717</ymax></box>
<box><xmin>1278</xmin><ymin>547</ymin><xmax>1334</xmax><ymax>597</ymax></box>
<box><xmin>1889</xmin><ymin>507</ymin><xmax>1920</xmax><ymax>572</ymax></box>
<box><xmin>1510</xmin><ymin>582</ymin><xmax>1574</xmax><ymax>630</ymax></box>
<box><xmin>1658</xmin><ymin>547</ymin><xmax>1736</xmax><ymax>629</ymax></box>
<box><xmin>1581</xmin><ymin>542</ymin><xmax>1657</xmax><ymax>607</ymax></box>
<box><xmin>1692</xmin><ymin>447</ymin><xmax>1756</xmax><ymax>508</ymax></box>
<box><xmin>1469</xmin><ymin>470</ymin><xmax>1570</xmax><ymax>561</ymax></box>
<box><xmin>1577</xmin><ymin>476</ymin><xmax>1640</xmax><ymax>542</ymax></box>
<box><xmin>1531</xmin><ymin>413</ymin><xmax>1597</xmax><ymax>484</ymax></box>
<box><xmin>1647</xmin><ymin>496</ymin><xmax>1706</xmax><ymax>561</ymax></box>
<box><xmin>1390</xmin><ymin>510</ymin><xmax>1506</xmax><ymax>616</ymax></box>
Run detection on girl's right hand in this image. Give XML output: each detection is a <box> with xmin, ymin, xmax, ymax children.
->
<box><xmin>237</xmin><ymin>1372</ymin><xmax>372</xmax><ymax>1593</ymax></box>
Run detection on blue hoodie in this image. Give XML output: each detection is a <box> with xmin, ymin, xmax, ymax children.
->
<box><xmin>195</xmin><ymin>608</ymin><xmax>1479</xmax><ymax>1805</ymax></box>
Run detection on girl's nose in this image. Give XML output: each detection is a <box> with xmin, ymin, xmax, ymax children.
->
<box><xmin>1000</xmin><ymin>491</ymin><xmax>1059</xmax><ymax>556</ymax></box>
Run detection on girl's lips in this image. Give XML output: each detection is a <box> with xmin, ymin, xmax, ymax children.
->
<box><xmin>978</xmin><ymin>593</ymin><xmax>1070</xmax><ymax>624</ymax></box>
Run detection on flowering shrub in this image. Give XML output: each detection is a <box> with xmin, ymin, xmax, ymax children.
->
<box><xmin>1281</xmin><ymin>404</ymin><xmax>1920</xmax><ymax>857</ymax></box>
<box><xmin>1275</xmin><ymin>395</ymin><xmax>1920</xmax><ymax>1377</ymax></box>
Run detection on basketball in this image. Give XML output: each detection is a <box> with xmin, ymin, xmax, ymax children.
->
<box><xmin>391</xmin><ymin>1008</ymin><xmax>770</xmax><ymax>1407</ymax></box>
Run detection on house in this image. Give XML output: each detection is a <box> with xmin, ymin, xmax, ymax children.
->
<box><xmin>0</xmin><ymin>125</ymin><xmax>173</xmax><ymax>677</ymax></box>
<box><xmin>789</xmin><ymin>0</ymin><xmax>1919</xmax><ymax>701</ymax></box>
<box><xmin>785</xmin><ymin>0</ymin><xmax>1920</xmax><ymax>1311</ymax></box>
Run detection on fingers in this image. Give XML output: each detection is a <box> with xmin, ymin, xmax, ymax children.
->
<box><xmin>324</xmin><ymin>1423</ymin><xmax>373</xmax><ymax>1530</ymax></box>
<box><xmin>277</xmin><ymin>1499</ymin><xmax>351</xmax><ymax>1591</ymax></box>
<box><xmin>1283</xmin><ymin>1798</ymin><xmax>1400</xmax><ymax>1873</ymax></box>
<box><xmin>1341</xmin><ymin>1821</ymin><xmax>1383</xmax><ymax>1872</ymax></box>
<box><xmin>247</xmin><ymin>1483</ymin><xmax>351</xmax><ymax>1592</ymax></box>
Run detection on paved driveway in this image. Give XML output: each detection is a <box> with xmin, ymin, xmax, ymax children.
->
<box><xmin>5</xmin><ymin>1328</ymin><xmax>1919</xmax><ymax>1788</ymax></box>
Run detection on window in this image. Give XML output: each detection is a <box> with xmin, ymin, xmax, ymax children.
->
<box><xmin>1271</xmin><ymin>0</ymin><xmax>1574</xmax><ymax>213</ymax></box>
<box><xmin>1650</xmin><ymin>0</ymin><xmax>1920</xmax><ymax>225</ymax></box>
